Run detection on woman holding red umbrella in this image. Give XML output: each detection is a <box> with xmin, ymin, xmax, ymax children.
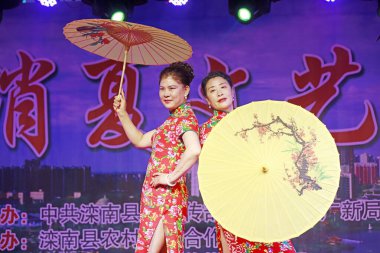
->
<box><xmin>113</xmin><ymin>62</ymin><xmax>201</xmax><ymax>253</ymax></box>
<box><xmin>199</xmin><ymin>71</ymin><xmax>296</xmax><ymax>253</ymax></box>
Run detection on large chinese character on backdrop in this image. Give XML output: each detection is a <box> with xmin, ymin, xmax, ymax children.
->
<box><xmin>287</xmin><ymin>45</ymin><xmax>378</xmax><ymax>146</ymax></box>
<box><xmin>0</xmin><ymin>50</ymin><xmax>55</xmax><ymax>157</ymax></box>
<box><xmin>82</xmin><ymin>59</ymin><xmax>143</xmax><ymax>149</ymax></box>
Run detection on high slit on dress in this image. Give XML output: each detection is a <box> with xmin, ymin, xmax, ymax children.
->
<box><xmin>135</xmin><ymin>103</ymin><xmax>199</xmax><ymax>253</ymax></box>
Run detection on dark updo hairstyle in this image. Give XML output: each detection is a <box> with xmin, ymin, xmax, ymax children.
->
<box><xmin>159</xmin><ymin>62</ymin><xmax>195</xmax><ymax>87</ymax></box>
<box><xmin>201</xmin><ymin>71</ymin><xmax>233</xmax><ymax>97</ymax></box>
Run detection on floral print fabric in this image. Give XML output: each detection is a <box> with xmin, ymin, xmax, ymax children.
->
<box><xmin>136</xmin><ymin>103</ymin><xmax>199</xmax><ymax>253</ymax></box>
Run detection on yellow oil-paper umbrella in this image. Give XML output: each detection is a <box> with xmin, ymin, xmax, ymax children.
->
<box><xmin>198</xmin><ymin>100</ymin><xmax>340</xmax><ymax>243</ymax></box>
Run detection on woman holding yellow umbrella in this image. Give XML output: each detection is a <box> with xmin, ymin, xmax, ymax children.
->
<box><xmin>114</xmin><ymin>62</ymin><xmax>201</xmax><ymax>253</ymax></box>
<box><xmin>199</xmin><ymin>71</ymin><xmax>296</xmax><ymax>253</ymax></box>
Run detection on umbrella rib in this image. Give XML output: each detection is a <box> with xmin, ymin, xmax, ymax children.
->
<box><xmin>139</xmin><ymin>43</ymin><xmax>159</xmax><ymax>64</ymax></box>
<box><xmin>263</xmin><ymin>171</ymin><xmax>269</xmax><ymax>241</ymax></box>
<box><xmin>155</xmin><ymin>39</ymin><xmax>189</xmax><ymax>50</ymax></box>
<box><xmin>136</xmin><ymin>45</ymin><xmax>146</xmax><ymax>65</ymax></box>
<box><xmin>140</xmin><ymin>42</ymin><xmax>165</xmax><ymax>64</ymax></box>
<box><xmin>209</xmin><ymin>134</ymin><xmax>250</xmax><ymax>160</ymax></box>
<box><xmin>151</xmin><ymin>43</ymin><xmax>183</xmax><ymax>61</ymax></box>
<box><xmin>102</xmin><ymin>40</ymin><xmax>123</xmax><ymax>61</ymax></box>
<box><xmin>147</xmin><ymin>30</ymin><xmax>191</xmax><ymax>50</ymax></box>
<box><xmin>204</xmin><ymin>166</ymin><xmax>254</xmax><ymax>238</ymax></box>
<box><xmin>129</xmin><ymin>45</ymin><xmax>134</xmax><ymax>63</ymax></box>
<box><xmin>239</xmin><ymin>170</ymin><xmax>265</xmax><ymax>240</ymax></box>
<box><xmin>151</xmin><ymin>34</ymin><xmax>187</xmax><ymax>45</ymax></box>
<box><xmin>149</xmin><ymin>31</ymin><xmax>189</xmax><ymax>46</ymax></box>
<box><xmin>153</xmin><ymin>37</ymin><xmax>191</xmax><ymax>52</ymax></box>
<box><xmin>150</xmin><ymin>40</ymin><xmax>190</xmax><ymax>59</ymax></box>
<box><xmin>269</xmin><ymin>176</ymin><xmax>299</xmax><ymax>241</ymax></box>
<box><xmin>151</xmin><ymin>41</ymin><xmax>181</xmax><ymax>62</ymax></box>
<box><xmin>117</xmin><ymin>44</ymin><xmax>125</xmax><ymax>62</ymax></box>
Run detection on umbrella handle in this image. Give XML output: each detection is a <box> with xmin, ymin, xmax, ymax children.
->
<box><xmin>115</xmin><ymin>49</ymin><xmax>128</xmax><ymax>118</ymax></box>
<box><xmin>118</xmin><ymin>49</ymin><xmax>128</xmax><ymax>96</ymax></box>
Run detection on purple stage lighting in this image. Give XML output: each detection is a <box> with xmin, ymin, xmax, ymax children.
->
<box><xmin>39</xmin><ymin>0</ymin><xmax>57</xmax><ymax>7</ymax></box>
<box><xmin>169</xmin><ymin>0</ymin><xmax>188</xmax><ymax>6</ymax></box>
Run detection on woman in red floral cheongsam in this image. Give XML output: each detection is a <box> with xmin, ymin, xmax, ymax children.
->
<box><xmin>199</xmin><ymin>71</ymin><xmax>296</xmax><ymax>253</ymax></box>
<box><xmin>113</xmin><ymin>62</ymin><xmax>201</xmax><ymax>253</ymax></box>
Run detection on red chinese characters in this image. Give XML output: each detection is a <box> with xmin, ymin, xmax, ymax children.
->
<box><xmin>189</xmin><ymin>55</ymin><xmax>250</xmax><ymax>116</ymax></box>
<box><xmin>0</xmin><ymin>230</ymin><xmax>20</xmax><ymax>251</ymax></box>
<box><xmin>287</xmin><ymin>45</ymin><xmax>377</xmax><ymax>145</ymax></box>
<box><xmin>0</xmin><ymin>205</ymin><xmax>20</xmax><ymax>225</ymax></box>
<box><xmin>0</xmin><ymin>51</ymin><xmax>55</xmax><ymax>157</ymax></box>
<box><xmin>82</xmin><ymin>59</ymin><xmax>143</xmax><ymax>148</ymax></box>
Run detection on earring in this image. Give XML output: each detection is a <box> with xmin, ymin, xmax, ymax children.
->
<box><xmin>184</xmin><ymin>95</ymin><xmax>188</xmax><ymax>99</ymax></box>
<box><xmin>232</xmin><ymin>96</ymin><xmax>235</xmax><ymax>102</ymax></box>
<box><xmin>208</xmin><ymin>104</ymin><xmax>211</xmax><ymax>109</ymax></box>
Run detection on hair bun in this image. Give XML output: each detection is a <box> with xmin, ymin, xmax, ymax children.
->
<box><xmin>170</xmin><ymin>62</ymin><xmax>194</xmax><ymax>83</ymax></box>
<box><xmin>160</xmin><ymin>61</ymin><xmax>195</xmax><ymax>86</ymax></box>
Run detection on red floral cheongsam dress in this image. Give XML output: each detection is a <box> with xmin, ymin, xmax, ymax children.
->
<box><xmin>199</xmin><ymin>110</ymin><xmax>296</xmax><ymax>253</ymax></box>
<box><xmin>135</xmin><ymin>103</ymin><xmax>199</xmax><ymax>253</ymax></box>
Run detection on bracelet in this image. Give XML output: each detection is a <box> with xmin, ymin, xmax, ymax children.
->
<box><xmin>166</xmin><ymin>174</ymin><xmax>176</xmax><ymax>187</ymax></box>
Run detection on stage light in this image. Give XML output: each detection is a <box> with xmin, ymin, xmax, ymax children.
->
<box><xmin>111</xmin><ymin>10</ymin><xmax>125</xmax><ymax>21</ymax></box>
<box><xmin>82</xmin><ymin>0</ymin><xmax>147</xmax><ymax>20</ymax></box>
<box><xmin>237</xmin><ymin>7</ymin><xmax>253</xmax><ymax>23</ymax></box>
<box><xmin>169</xmin><ymin>0</ymin><xmax>189</xmax><ymax>6</ymax></box>
<box><xmin>39</xmin><ymin>0</ymin><xmax>57</xmax><ymax>7</ymax></box>
<box><xmin>228</xmin><ymin>0</ymin><xmax>276</xmax><ymax>24</ymax></box>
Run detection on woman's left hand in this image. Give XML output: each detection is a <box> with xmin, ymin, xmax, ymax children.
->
<box><xmin>151</xmin><ymin>173</ymin><xmax>168</xmax><ymax>187</ymax></box>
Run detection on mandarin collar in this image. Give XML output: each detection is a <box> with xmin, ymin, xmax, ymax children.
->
<box><xmin>170</xmin><ymin>103</ymin><xmax>189</xmax><ymax>117</ymax></box>
<box><xmin>213</xmin><ymin>110</ymin><xmax>228</xmax><ymax>117</ymax></box>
